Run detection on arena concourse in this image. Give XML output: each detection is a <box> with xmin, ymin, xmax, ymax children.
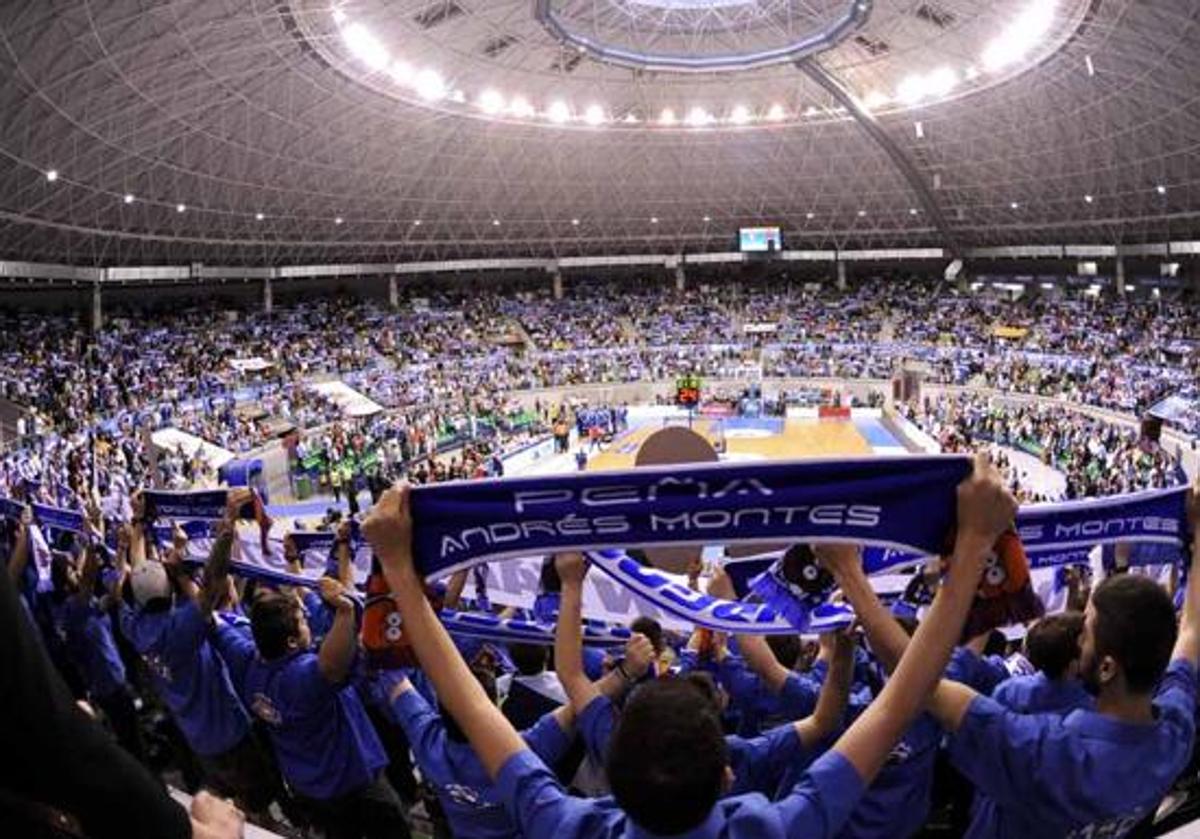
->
<box><xmin>2</xmin><ymin>2</ymin><xmax>1200</xmax><ymax>838</ymax></box>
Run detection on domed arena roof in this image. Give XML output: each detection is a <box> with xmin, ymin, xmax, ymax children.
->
<box><xmin>0</xmin><ymin>0</ymin><xmax>1198</xmax><ymax>264</ymax></box>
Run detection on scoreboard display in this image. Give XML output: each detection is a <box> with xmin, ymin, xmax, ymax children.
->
<box><xmin>676</xmin><ymin>374</ymin><xmax>702</xmax><ymax>408</ymax></box>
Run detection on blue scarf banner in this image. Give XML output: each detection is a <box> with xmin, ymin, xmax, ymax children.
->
<box><xmin>855</xmin><ymin>486</ymin><xmax>1192</xmax><ymax>573</ymax></box>
<box><xmin>409</xmin><ymin>455</ymin><xmax>974</xmax><ymax>579</ymax></box>
<box><xmin>0</xmin><ymin>497</ymin><xmax>25</xmax><ymax>520</ymax></box>
<box><xmin>587</xmin><ymin>549</ymin><xmax>854</xmax><ymax>635</ymax></box>
<box><xmin>31</xmin><ymin>502</ymin><xmax>86</xmax><ymax>535</ymax></box>
<box><xmin>1018</xmin><ymin>486</ymin><xmax>1190</xmax><ymax>566</ymax></box>
<box><xmin>143</xmin><ymin>489</ymin><xmax>232</xmax><ymax>520</ymax></box>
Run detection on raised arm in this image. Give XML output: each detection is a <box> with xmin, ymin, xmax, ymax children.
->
<box><xmin>794</xmin><ymin>630</ymin><xmax>854</xmax><ymax>750</ymax></box>
<box><xmin>163</xmin><ymin>523</ymin><xmax>200</xmax><ymax>602</ymax></box>
<box><xmin>708</xmin><ymin>568</ymin><xmax>795</xmax><ymax>694</ymax></box>
<box><xmin>333</xmin><ymin>520</ymin><xmax>355</xmax><ymax>588</ymax></box>
<box><xmin>443</xmin><ymin>569</ymin><xmax>468</xmax><ymax>610</ymax></box>
<box><xmin>363</xmin><ymin>484</ymin><xmax>526</xmax><ymax>778</ymax></box>
<box><xmin>5</xmin><ymin>510</ymin><xmax>30</xmax><ymax>583</ymax></box>
<box><xmin>828</xmin><ymin>454</ymin><xmax>1015</xmax><ymax>784</ymax></box>
<box><xmin>553</xmin><ymin>552</ymin><xmax>600</xmax><ymax>711</ymax></box>
<box><xmin>1172</xmin><ymin>484</ymin><xmax>1200</xmax><ymax>668</ymax></box>
<box><xmin>315</xmin><ymin>577</ymin><xmax>359</xmax><ymax>684</ymax></box>
<box><xmin>823</xmin><ymin>547</ymin><xmax>911</xmax><ymax>674</ymax></box>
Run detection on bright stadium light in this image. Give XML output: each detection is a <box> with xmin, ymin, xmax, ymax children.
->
<box><xmin>805</xmin><ymin>212</ymin><xmax>815</xmax><ymax>220</ymax></box>
<box><xmin>927</xmin><ymin>67</ymin><xmax>958</xmax><ymax>97</ymax></box>
<box><xmin>342</xmin><ymin>23</ymin><xmax>389</xmax><ymax>72</ymax></box>
<box><xmin>478</xmin><ymin>89</ymin><xmax>505</xmax><ymax>114</ymax></box>
<box><xmin>1084</xmin><ymin>194</ymin><xmax>1094</xmax><ymax>204</ymax></box>
<box><xmin>176</xmin><ymin>203</ymin><xmax>186</xmax><ymax>213</ymax></box>
<box><xmin>658</xmin><ymin>108</ymin><xmax>677</xmax><ymax>126</ymax></box>
<box><xmin>685</xmin><ymin>107</ymin><xmax>712</xmax><ymax>127</ymax></box>
<box><xmin>1156</xmin><ymin>184</ymin><xmax>1167</xmax><ymax>195</ymax></box>
<box><xmin>767</xmin><ymin>103</ymin><xmax>787</xmax><ymax>121</ymax></box>
<box><xmin>414</xmin><ymin>69</ymin><xmax>446</xmax><ymax>101</ymax></box>
<box><xmin>857</xmin><ymin>209</ymin><xmax>867</xmax><ymax>217</ymax></box>
<box><xmin>729</xmin><ymin>105</ymin><xmax>751</xmax><ymax>125</ymax></box>
<box><xmin>334</xmin><ymin>216</ymin><xmax>343</xmax><ymax>225</ymax></box>
<box><xmin>583</xmin><ymin>104</ymin><xmax>606</xmax><ymax>126</ymax></box>
<box><xmin>909</xmin><ymin>208</ymin><xmax>919</xmax><ymax>215</ymax></box>
<box><xmin>571</xmin><ymin>218</ymin><xmax>580</xmax><ymax>226</ymax></box>
<box><xmin>1010</xmin><ymin>201</ymin><xmax>1020</xmax><ymax>209</ymax></box>
<box><xmin>896</xmin><ymin>75</ymin><xmax>928</xmax><ymax>105</ymax></box>
<box><xmin>388</xmin><ymin>61</ymin><xmax>414</xmax><ymax>86</ymax></box>
<box><xmin>45</xmin><ymin>169</ymin><xmax>59</xmax><ymax>182</ymax></box>
<box><xmin>702</xmin><ymin>215</ymin><xmax>711</xmax><ymax>222</ymax></box>
<box><xmin>509</xmin><ymin>96</ymin><xmax>535</xmax><ymax>118</ymax></box>
<box><xmin>623</xmin><ymin>112</ymin><xmax>641</xmax><ymax>124</ymax></box>
<box><xmin>546</xmin><ymin>101</ymin><xmax>571</xmax><ymax>124</ymax></box>
<box><xmin>413</xmin><ymin>219</ymin><xmax>422</xmax><ymax>226</ymax></box>
<box><xmin>650</xmin><ymin>216</ymin><xmax>659</xmax><ymax>224</ymax></box>
<box><xmin>255</xmin><ymin>212</ymin><xmax>265</xmax><ymax>221</ymax></box>
<box><xmin>123</xmin><ymin>193</ymin><xmax>135</xmax><ymax>204</ymax></box>
<box><xmin>863</xmin><ymin>90</ymin><xmax>889</xmax><ymax>110</ymax></box>
<box><xmin>982</xmin><ymin>2</ymin><xmax>1055</xmax><ymax>72</ymax></box>
<box><xmin>492</xmin><ymin>218</ymin><xmax>501</xmax><ymax>226</ymax></box>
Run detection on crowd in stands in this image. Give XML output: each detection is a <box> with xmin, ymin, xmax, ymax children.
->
<box><xmin>0</xmin><ymin>276</ymin><xmax>1194</xmax><ymax>517</ymax></box>
<box><xmin>900</xmin><ymin>393</ymin><xmax>1184</xmax><ymax>501</ymax></box>
<box><xmin>4</xmin><ymin>465</ymin><xmax>1200</xmax><ymax>839</ymax></box>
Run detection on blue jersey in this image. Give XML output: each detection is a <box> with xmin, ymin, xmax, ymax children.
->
<box><xmin>947</xmin><ymin>648</ymin><xmax>1010</xmax><ymax>697</ymax></box>
<box><xmin>495</xmin><ymin>747</ymin><xmax>864</xmax><ymax>839</ymax></box>
<box><xmin>952</xmin><ymin>660</ymin><xmax>1197</xmax><ymax>839</ymax></box>
<box><xmin>717</xmin><ymin>655</ymin><xmax>819</xmax><ymax>736</ymax></box>
<box><xmin>212</xmin><ymin>622</ymin><xmax>387</xmax><ymax>800</ymax></box>
<box><xmin>119</xmin><ymin>600</ymin><xmax>249</xmax><ymax>756</ymax></box>
<box><xmin>390</xmin><ymin>687</ymin><xmax>572</xmax><ymax>838</ymax></box>
<box><xmin>579</xmin><ymin>695</ymin><xmax>808</xmax><ymax>798</ymax></box>
<box><xmin>59</xmin><ymin>596</ymin><xmax>126</xmax><ymax>698</ymax></box>
<box><xmin>991</xmin><ymin>673</ymin><xmax>1094</xmax><ymax>716</ymax></box>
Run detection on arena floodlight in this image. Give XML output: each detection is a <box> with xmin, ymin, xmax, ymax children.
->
<box><xmin>255</xmin><ymin>212</ymin><xmax>265</xmax><ymax>221</ymax></box>
<box><xmin>650</xmin><ymin>216</ymin><xmax>659</xmax><ymax>224</ymax></box>
<box><xmin>766</xmin><ymin>103</ymin><xmax>787</xmax><ymax>121</ymax></box>
<box><xmin>334</xmin><ymin>216</ymin><xmax>343</xmax><ymax>225</ymax></box>
<box><xmin>415</xmin><ymin>69</ymin><xmax>446</xmax><ymax>101</ymax></box>
<box><xmin>547</xmin><ymin>101</ymin><xmax>571</xmax><ymax>124</ymax></box>
<box><xmin>658</xmin><ymin>108</ymin><xmax>677</xmax><ymax>126</ymax></box>
<box><xmin>388</xmin><ymin>61</ymin><xmax>415</xmax><ymax>86</ymax></box>
<box><xmin>982</xmin><ymin>1</ymin><xmax>1055</xmax><ymax>72</ymax></box>
<box><xmin>583</xmin><ymin>104</ymin><xmax>606</xmax><ymax>126</ymax></box>
<box><xmin>863</xmin><ymin>90</ymin><xmax>889</xmax><ymax>110</ymax></box>
<box><xmin>342</xmin><ymin>23</ymin><xmax>389</xmax><ymax>72</ymax></box>
<box><xmin>176</xmin><ymin>203</ymin><xmax>186</xmax><ymax>213</ymax></box>
<box><xmin>123</xmin><ymin>193</ymin><xmax>135</xmax><ymax>204</ymax></box>
<box><xmin>1084</xmin><ymin>195</ymin><xmax>1094</xmax><ymax>204</ymax></box>
<box><xmin>478</xmin><ymin>89</ymin><xmax>505</xmax><ymax>114</ymax></box>
<box><xmin>533</xmin><ymin>0</ymin><xmax>874</xmax><ymax>74</ymax></box>
<box><xmin>46</xmin><ymin>169</ymin><xmax>59</xmax><ymax>182</ymax></box>
<box><xmin>729</xmin><ymin>105</ymin><xmax>751</xmax><ymax>125</ymax></box>
<box><xmin>1156</xmin><ymin>185</ymin><xmax>1167</xmax><ymax>195</ymax></box>
<box><xmin>509</xmin><ymin>96</ymin><xmax>535</xmax><ymax>118</ymax></box>
<box><xmin>685</xmin><ymin>107</ymin><xmax>713</xmax><ymax>127</ymax></box>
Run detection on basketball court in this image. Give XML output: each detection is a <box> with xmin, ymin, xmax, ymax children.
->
<box><xmin>584</xmin><ymin>410</ymin><xmax>908</xmax><ymax>472</ymax></box>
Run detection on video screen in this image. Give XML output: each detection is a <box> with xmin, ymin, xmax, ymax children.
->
<box><xmin>739</xmin><ymin>226</ymin><xmax>782</xmax><ymax>252</ymax></box>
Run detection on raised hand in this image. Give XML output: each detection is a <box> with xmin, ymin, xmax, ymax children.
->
<box><xmin>362</xmin><ymin>483</ymin><xmax>415</xmax><ymax>579</ymax></box>
<box><xmin>956</xmin><ymin>452</ymin><xmax>1018</xmax><ymax>552</ymax></box>
<box><xmin>555</xmin><ymin>551</ymin><xmax>588</xmax><ymax>586</ymax></box>
<box><xmin>814</xmin><ymin>543</ymin><xmax>862</xmax><ymax>581</ymax></box>
<box><xmin>623</xmin><ymin>632</ymin><xmax>656</xmax><ymax>679</ymax></box>
<box><xmin>706</xmin><ymin>566</ymin><xmax>735</xmax><ymax>600</ymax></box>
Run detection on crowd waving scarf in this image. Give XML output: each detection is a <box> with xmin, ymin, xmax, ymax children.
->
<box><xmin>409</xmin><ymin>455</ymin><xmax>974</xmax><ymax>579</ymax></box>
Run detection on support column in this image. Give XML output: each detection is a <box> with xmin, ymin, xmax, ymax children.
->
<box><xmin>1115</xmin><ymin>256</ymin><xmax>1127</xmax><ymax>297</ymax></box>
<box><xmin>836</xmin><ymin>260</ymin><xmax>847</xmax><ymax>291</ymax></box>
<box><xmin>263</xmin><ymin>276</ymin><xmax>273</xmax><ymax>314</ymax></box>
<box><xmin>388</xmin><ymin>275</ymin><xmax>399</xmax><ymax>309</ymax></box>
<box><xmin>90</xmin><ymin>282</ymin><xmax>102</xmax><ymax>332</ymax></box>
<box><xmin>674</xmin><ymin>264</ymin><xmax>685</xmax><ymax>292</ymax></box>
<box><xmin>552</xmin><ymin>270</ymin><xmax>563</xmax><ymax>301</ymax></box>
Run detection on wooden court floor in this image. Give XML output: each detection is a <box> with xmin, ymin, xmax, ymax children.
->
<box><xmin>586</xmin><ymin>418</ymin><xmax>873</xmax><ymax>472</ymax></box>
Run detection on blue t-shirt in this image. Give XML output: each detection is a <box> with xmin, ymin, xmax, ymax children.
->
<box><xmin>60</xmin><ymin>596</ymin><xmax>126</xmax><ymax>698</ymax></box>
<box><xmin>717</xmin><ymin>655</ymin><xmax>819</xmax><ymax>736</ymax></box>
<box><xmin>212</xmin><ymin>622</ymin><xmax>387</xmax><ymax>800</ymax></box>
<box><xmin>947</xmin><ymin>648</ymin><xmax>1010</xmax><ymax>697</ymax></box>
<box><xmin>119</xmin><ymin>600</ymin><xmax>250</xmax><ymax>757</ymax></box>
<box><xmin>951</xmin><ymin>659</ymin><xmax>1197</xmax><ymax>839</ymax></box>
<box><xmin>991</xmin><ymin>672</ymin><xmax>1094</xmax><ymax>716</ymax></box>
<box><xmin>390</xmin><ymin>687</ymin><xmax>572</xmax><ymax>839</ymax></box>
<box><xmin>495</xmin><ymin>746</ymin><xmax>865</xmax><ymax>839</ymax></box>
<box><xmin>579</xmin><ymin>695</ymin><xmax>808</xmax><ymax>798</ymax></box>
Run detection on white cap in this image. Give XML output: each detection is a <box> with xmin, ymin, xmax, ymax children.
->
<box><xmin>130</xmin><ymin>561</ymin><xmax>171</xmax><ymax>605</ymax></box>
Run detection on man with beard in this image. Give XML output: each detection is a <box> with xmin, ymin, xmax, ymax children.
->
<box><xmin>928</xmin><ymin>490</ymin><xmax>1200</xmax><ymax>838</ymax></box>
